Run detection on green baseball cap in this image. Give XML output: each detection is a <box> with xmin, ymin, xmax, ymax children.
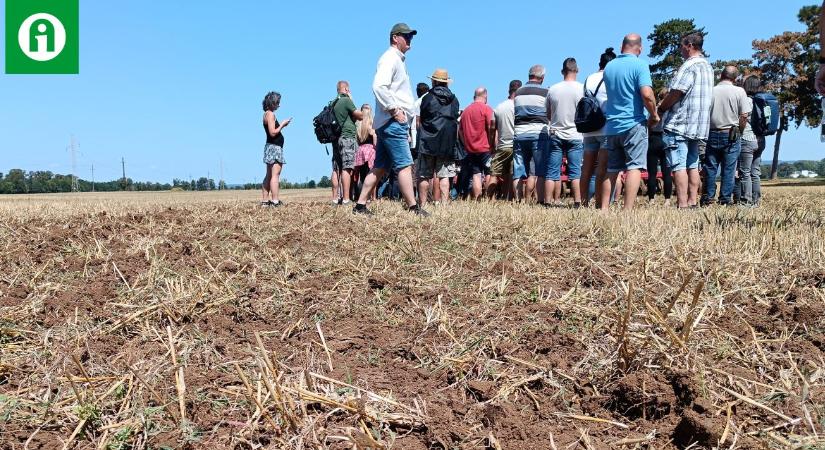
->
<box><xmin>390</xmin><ymin>23</ymin><xmax>417</xmax><ymax>37</ymax></box>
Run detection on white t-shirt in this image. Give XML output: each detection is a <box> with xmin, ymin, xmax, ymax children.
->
<box><xmin>582</xmin><ymin>71</ymin><xmax>608</xmax><ymax>137</ymax></box>
<box><xmin>547</xmin><ymin>80</ymin><xmax>584</xmax><ymax>141</ymax></box>
<box><xmin>493</xmin><ymin>99</ymin><xmax>515</xmax><ymax>149</ymax></box>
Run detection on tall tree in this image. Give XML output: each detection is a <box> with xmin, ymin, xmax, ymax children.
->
<box><xmin>648</xmin><ymin>19</ymin><xmax>708</xmax><ymax>91</ymax></box>
<box><xmin>752</xmin><ymin>4</ymin><xmax>822</xmax><ymax>179</ymax></box>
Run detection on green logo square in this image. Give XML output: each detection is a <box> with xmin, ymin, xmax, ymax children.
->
<box><xmin>5</xmin><ymin>0</ymin><xmax>79</xmax><ymax>74</ymax></box>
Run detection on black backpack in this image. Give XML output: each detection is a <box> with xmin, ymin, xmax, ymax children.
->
<box><xmin>313</xmin><ymin>98</ymin><xmax>342</xmax><ymax>144</ymax></box>
<box><xmin>575</xmin><ymin>77</ymin><xmax>606</xmax><ymax>133</ymax></box>
<box><xmin>750</xmin><ymin>93</ymin><xmax>780</xmax><ymax>137</ymax></box>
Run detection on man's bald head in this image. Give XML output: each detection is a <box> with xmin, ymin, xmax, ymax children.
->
<box><xmin>721</xmin><ymin>65</ymin><xmax>738</xmax><ymax>82</ymax></box>
<box><xmin>474</xmin><ymin>87</ymin><xmax>488</xmax><ymax>103</ymax></box>
<box><xmin>622</xmin><ymin>33</ymin><xmax>643</xmax><ymax>55</ymax></box>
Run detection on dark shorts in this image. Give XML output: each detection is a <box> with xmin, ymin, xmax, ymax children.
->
<box><xmin>465</xmin><ymin>151</ymin><xmax>491</xmax><ymax>175</ymax></box>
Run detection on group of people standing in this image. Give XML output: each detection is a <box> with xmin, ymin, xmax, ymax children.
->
<box><xmin>261</xmin><ymin>23</ymin><xmax>770</xmax><ymax>213</ymax></box>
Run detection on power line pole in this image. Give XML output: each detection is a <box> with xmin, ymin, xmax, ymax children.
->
<box><xmin>69</xmin><ymin>135</ymin><xmax>79</xmax><ymax>192</ymax></box>
<box><xmin>219</xmin><ymin>158</ymin><xmax>224</xmax><ymax>190</ymax></box>
<box><xmin>121</xmin><ymin>157</ymin><xmax>127</xmax><ymax>190</ymax></box>
<box><xmin>91</xmin><ymin>164</ymin><xmax>95</xmax><ymax>192</ymax></box>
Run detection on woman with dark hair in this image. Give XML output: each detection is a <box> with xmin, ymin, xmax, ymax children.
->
<box><xmin>737</xmin><ymin>76</ymin><xmax>764</xmax><ymax>205</ymax></box>
<box><xmin>580</xmin><ymin>47</ymin><xmax>617</xmax><ymax>207</ymax></box>
<box><xmin>261</xmin><ymin>91</ymin><xmax>291</xmax><ymax>207</ymax></box>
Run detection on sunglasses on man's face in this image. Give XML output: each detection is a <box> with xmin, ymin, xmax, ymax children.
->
<box><xmin>400</xmin><ymin>33</ymin><xmax>414</xmax><ymax>43</ymax></box>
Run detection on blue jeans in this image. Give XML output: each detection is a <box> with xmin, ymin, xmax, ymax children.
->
<box><xmin>546</xmin><ymin>135</ymin><xmax>583</xmax><ymax>180</ymax></box>
<box><xmin>374</xmin><ymin>121</ymin><xmax>413</xmax><ymax>171</ymax></box>
<box><xmin>702</xmin><ymin>131</ymin><xmax>741</xmax><ymax>205</ymax></box>
<box><xmin>513</xmin><ymin>134</ymin><xmax>549</xmax><ymax>179</ymax></box>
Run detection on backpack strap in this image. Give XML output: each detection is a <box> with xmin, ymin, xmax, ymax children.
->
<box><xmin>593</xmin><ymin>78</ymin><xmax>605</xmax><ymax>96</ymax></box>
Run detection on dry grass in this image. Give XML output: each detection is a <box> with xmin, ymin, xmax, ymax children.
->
<box><xmin>0</xmin><ymin>186</ymin><xmax>824</xmax><ymax>449</ymax></box>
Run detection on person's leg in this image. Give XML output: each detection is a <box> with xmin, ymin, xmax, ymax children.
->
<box><xmin>600</xmin><ymin>135</ymin><xmax>623</xmax><ymax>210</ymax></box>
<box><xmin>664</xmin><ymin>132</ymin><xmax>689</xmax><ymax>208</ymax></box>
<box><xmin>581</xmin><ymin>140</ymin><xmax>597</xmax><ymax>206</ymax></box>
<box><xmin>262</xmin><ymin>164</ymin><xmax>273</xmax><ymax>201</ymax></box>
<box><xmin>646</xmin><ymin>144</ymin><xmax>658</xmax><ymax>201</ymax></box>
<box><xmin>567</xmin><ymin>140</ymin><xmax>583</xmax><ymax>204</ymax></box>
<box><xmin>687</xmin><ymin>139</ymin><xmax>702</xmax><ymax>207</ymax></box>
<box><xmin>701</xmin><ymin>138</ymin><xmax>721</xmax><ymax>205</ymax></box>
<box><xmin>719</xmin><ymin>138</ymin><xmax>741</xmax><ymax>205</ymax></box>
<box><xmin>619</xmin><ymin>124</ymin><xmax>648</xmax><ymax>210</ymax></box>
<box><xmin>544</xmin><ymin>136</ymin><xmax>561</xmax><ymax>204</ymax></box>
<box><xmin>270</xmin><ymin>163</ymin><xmax>282</xmax><ymax>201</ymax></box>
<box><xmin>738</xmin><ymin>144</ymin><xmax>754</xmax><ymax>204</ymax></box>
<box><xmin>417</xmin><ymin>178</ymin><xmax>430</xmax><ymax>209</ymax></box>
<box><xmin>752</xmin><ymin>141</ymin><xmax>764</xmax><ymax>205</ymax></box>
<box><xmin>604</xmin><ymin>172</ymin><xmax>619</xmax><ymax>210</ymax></box>
<box><xmin>595</xmin><ymin>148</ymin><xmax>608</xmax><ymax>207</ymax></box>
<box><xmin>397</xmin><ymin>166</ymin><xmax>417</xmax><ymax>207</ymax></box>
<box><xmin>341</xmin><ymin>169</ymin><xmax>353</xmax><ymax>203</ymax></box>
<box><xmin>357</xmin><ymin>124</ymin><xmax>392</xmax><ymax>206</ymax></box>
<box><xmin>659</xmin><ymin>154</ymin><xmax>673</xmax><ymax>203</ymax></box>
<box><xmin>331</xmin><ymin>168</ymin><xmax>340</xmax><ymax>202</ymax></box>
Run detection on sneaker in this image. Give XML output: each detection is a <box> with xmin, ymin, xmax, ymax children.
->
<box><xmin>260</xmin><ymin>201</ymin><xmax>271</xmax><ymax>208</ymax></box>
<box><xmin>341</xmin><ymin>199</ymin><xmax>351</xmax><ymax>206</ymax></box>
<box><xmin>408</xmin><ymin>204</ymin><xmax>430</xmax><ymax>217</ymax></box>
<box><xmin>352</xmin><ymin>203</ymin><xmax>373</xmax><ymax>216</ymax></box>
<box><xmin>270</xmin><ymin>200</ymin><xmax>284</xmax><ymax>207</ymax></box>
<box><xmin>572</xmin><ymin>202</ymin><xmax>582</xmax><ymax>209</ymax></box>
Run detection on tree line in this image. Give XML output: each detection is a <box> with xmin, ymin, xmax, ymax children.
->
<box><xmin>0</xmin><ymin>169</ymin><xmax>333</xmax><ymax>194</ymax></box>
<box><xmin>647</xmin><ymin>5</ymin><xmax>821</xmax><ymax>179</ymax></box>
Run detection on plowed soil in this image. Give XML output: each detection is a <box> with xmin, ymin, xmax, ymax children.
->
<box><xmin>1</xmin><ymin>188</ymin><xmax>824</xmax><ymax>449</ymax></box>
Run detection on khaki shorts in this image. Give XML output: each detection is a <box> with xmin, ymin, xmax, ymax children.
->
<box><xmin>417</xmin><ymin>154</ymin><xmax>456</xmax><ymax>179</ymax></box>
<box><xmin>490</xmin><ymin>146</ymin><xmax>513</xmax><ymax>177</ymax></box>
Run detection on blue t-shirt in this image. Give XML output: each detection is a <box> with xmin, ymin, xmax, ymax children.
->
<box><xmin>603</xmin><ymin>54</ymin><xmax>653</xmax><ymax>135</ymax></box>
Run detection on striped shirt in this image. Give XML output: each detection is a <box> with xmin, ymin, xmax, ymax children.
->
<box><xmin>662</xmin><ymin>55</ymin><xmax>714</xmax><ymax>140</ymax></box>
<box><xmin>513</xmin><ymin>82</ymin><xmax>549</xmax><ymax>140</ymax></box>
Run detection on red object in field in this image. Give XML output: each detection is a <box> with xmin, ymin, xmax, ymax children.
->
<box><xmin>559</xmin><ymin>157</ymin><xmax>664</xmax><ymax>182</ymax></box>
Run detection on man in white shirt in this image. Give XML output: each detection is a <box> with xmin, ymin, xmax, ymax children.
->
<box><xmin>491</xmin><ymin>80</ymin><xmax>522</xmax><ymax>199</ymax></box>
<box><xmin>354</xmin><ymin>23</ymin><xmax>429</xmax><ymax>216</ymax></box>
<box><xmin>545</xmin><ymin>58</ymin><xmax>584</xmax><ymax>206</ymax></box>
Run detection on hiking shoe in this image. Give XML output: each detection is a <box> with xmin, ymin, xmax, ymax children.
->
<box><xmin>408</xmin><ymin>205</ymin><xmax>430</xmax><ymax>217</ymax></box>
<box><xmin>352</xmin><ymin>203</ymin><xmax>373</xmax><ymax>216</ymax></box>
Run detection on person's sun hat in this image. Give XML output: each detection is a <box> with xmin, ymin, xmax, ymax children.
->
<box><xmin>429</xmin><ymin>68</ymin><xmax>452</xmax><ymax>83</ymax></box>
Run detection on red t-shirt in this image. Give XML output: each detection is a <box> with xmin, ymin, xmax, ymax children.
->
<box><xmin>459</xmin><ymin>101</ymin><xmax>494</xmax><ymax>153</ymax></box>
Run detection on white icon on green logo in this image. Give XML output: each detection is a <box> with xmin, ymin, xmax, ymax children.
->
<box><xmin>18</xmin><ymin>13</ymin><xmax>66</xmax><ymax>62</ymax></box>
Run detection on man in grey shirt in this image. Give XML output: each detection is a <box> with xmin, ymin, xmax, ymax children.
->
<box><xmin>702</xmin><ymin>65</ymin><xmax>749</xmax><ymax>205</ymax></box>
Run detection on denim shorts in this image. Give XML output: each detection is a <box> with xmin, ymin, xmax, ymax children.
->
<box><xmin>546</xmin><ymin>135</ymin><xmax>583</xmax><ymax>180</ymax></box>
<box><xmin>663</xmin><ymin>131</ymin><xmax>702</xmax><ymax>172</ymax></box>
<box><xmin>605</xmin><ymin>123</ymin><xmax>648</xmax><ymax>173</ymax></box>
<box><xmin>513</xmin><ymin>135</ymin><xmax>549</xmax><ymax>179</ymax></box>
<box><xmin>374</xmin><ymin>121</ymin><xmax>414</xmax><ymax>171</ymax></box>
<box><xmin>582</xmin><ymin>136</ymin><xmax>607</xmax><ymax>153</ymax></box>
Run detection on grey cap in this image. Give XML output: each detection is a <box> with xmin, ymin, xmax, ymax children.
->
<box><xmin>390</xmin><ymin>23</ymin><xmax>417</xmax><ymax>36</ymax></box>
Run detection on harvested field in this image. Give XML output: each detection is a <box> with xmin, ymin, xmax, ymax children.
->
<box><xmin>1</xmin><ymin>187</ymin><xmax>824</xmax><ymax>449</ymax></box>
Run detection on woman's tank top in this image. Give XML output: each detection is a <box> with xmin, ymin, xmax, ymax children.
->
<box><xmin>264</xmin><ymin>117</ymin><xmax>285</xmax><ymax>147</ymax></box>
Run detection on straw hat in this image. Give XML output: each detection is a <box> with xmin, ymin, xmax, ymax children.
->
<box><xmin>429</xmin><ymin>68</ymin><xmax>452</xmax><ymax>83</ymax></box>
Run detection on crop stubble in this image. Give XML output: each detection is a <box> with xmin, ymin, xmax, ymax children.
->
<box><xmin>0</xmin><ymin>188</ymin><xmax>824</xmax><ymax>449</ymax></box>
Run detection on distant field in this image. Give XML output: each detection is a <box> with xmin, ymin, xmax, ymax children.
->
<box><xmin>1</xmin><ymin>186</ymin><xmax>824</xmax><ymax>449</ymax></box>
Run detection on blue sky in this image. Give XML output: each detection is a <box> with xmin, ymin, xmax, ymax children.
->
<box><xmin>0</xmin><ymin>0</ymin><xmax>822</xmax><ymax>184</ymax></box>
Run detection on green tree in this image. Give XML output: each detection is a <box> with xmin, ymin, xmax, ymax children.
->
<box><xmin>752</xmin><ymin>4</ymin><xmax>822</xmax><ymax>179</ymax></box>
<box><xmin>648</xmin><ymin>19</ymin><xmax>708</xmax><ymax>91</ymax></box>
<box><xmin>318</xmin><ymin>176</ymin><xmax>332</xmax><ymax>188</ymax></box>
<box><xmin>4</xmin><ymin>169</ymin><xmax>28</xmax><ymax>194</ymax></box>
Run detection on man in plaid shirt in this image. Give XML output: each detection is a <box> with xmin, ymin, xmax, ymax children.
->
<box><xmin>657</xmin><ymin>32</ymin><xmax>714</xmax><ymax>209</ymax></box>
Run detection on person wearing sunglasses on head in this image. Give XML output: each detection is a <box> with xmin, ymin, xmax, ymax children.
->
<box><xmin>353</xmin><ymin>23</ymin><xmax>430</xmax><ymax>217</ymax></box>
